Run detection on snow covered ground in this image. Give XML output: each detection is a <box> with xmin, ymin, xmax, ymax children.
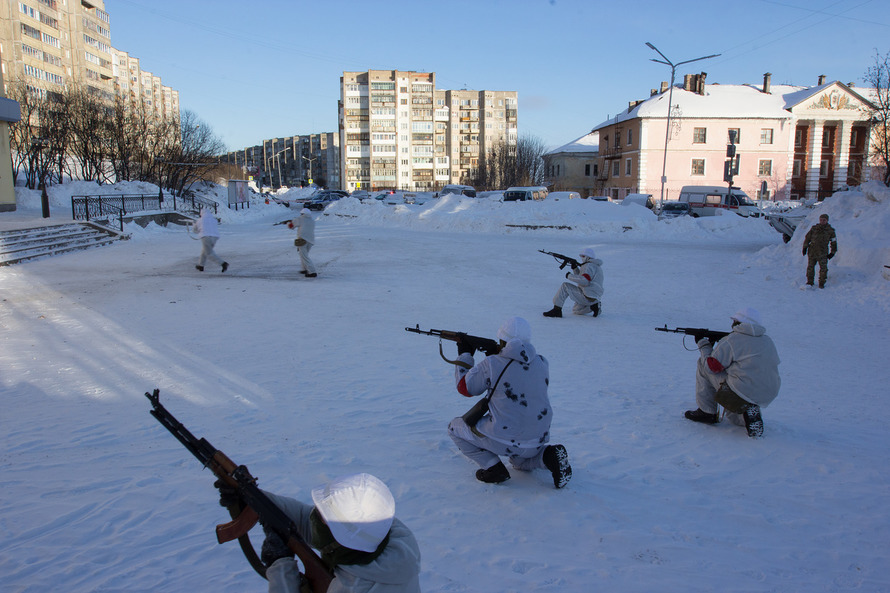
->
<box><xmin>1</xmin><ymin>181</ymin><xmax>888</xmax><ymax>593</ymax></box>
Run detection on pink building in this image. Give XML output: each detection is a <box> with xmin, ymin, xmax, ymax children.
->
<box><xmin>587</xmin><ymin>74</ymin><xmax>874</xmax><ymax>203</ymax></box>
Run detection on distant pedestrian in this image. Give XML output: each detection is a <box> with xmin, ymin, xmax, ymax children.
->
<box><xmin>192</xmin><ymin>208</ymin><xmax>228</xmax><ymax>273</ymax></box>
<box><xmin>802</xmin><ymin>213</ymin><xmax>837</xmax><ymax>288</ymax></box>
<box><xmin>288</xmin><ymin>208</ymin><xmax>316</xmax><ymax>277</ymax></box>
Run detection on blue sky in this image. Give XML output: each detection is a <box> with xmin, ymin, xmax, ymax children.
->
<box><xmin>107</xmin><ymin>0</ymin><xmax>890</xmax><ymax>153</ymax></box>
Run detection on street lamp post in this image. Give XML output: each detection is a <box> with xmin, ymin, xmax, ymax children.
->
<box><xmin>301</xmin><ymin>155</ymin><xmax>317</xmax><ymax>187</ymax></box>
<box><xmin>645</xmin><ymin>42</ymin><xmax>720</xmax><ymax>209</ymax></box>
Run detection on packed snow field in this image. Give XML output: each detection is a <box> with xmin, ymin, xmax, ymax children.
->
<box><xmin>1</xmin><ymin>181</ymin><xmax>888</xmax><ymax>593</ymax></box>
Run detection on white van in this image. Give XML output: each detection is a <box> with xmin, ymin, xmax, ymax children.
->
<box><xmin>438</xmin><ymin>184</ymin><xmax>476</xmax><ymax>198</ymax></box>
<box><xmin>503</xmin><ymin>186</ymin><xmax>549</xmax><ymax>201</ymax></box>
<box><xmin>621</xmin><ymin>193</ymin><xmax>656</xmax><ymax>210</ymax></box>
<box><xmin>677</xmin><ymin>185</ymin><xmax>761</xmax><ymax>218</ymax></box>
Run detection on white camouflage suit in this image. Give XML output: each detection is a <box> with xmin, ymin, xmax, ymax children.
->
<box><xmin>193</xmin><ymin>208</ymin><xmax>225</xmax><ymax>268</ymax></box>
<box><xmin>552</xmin><ymin>248</ymin><xmax>604</xmax><ymax>315</ymax></box>
<box><xmin>696</xmin><ymin>315</ymin><xmax>781</xmax><ymax>426</ymax></box>
<box><xmin>448</xmin><ymin>337</ymin><xmax>553</xmax><ymax>472</ymax></box>
<box><xmin>290</xmin><ymin>209</ymin><xmax>316</xmax><ymax>275</ymax></box>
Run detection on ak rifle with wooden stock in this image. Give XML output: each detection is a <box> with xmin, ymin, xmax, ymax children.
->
<box><xmin>145</xmin><ymin>388</ymin><xmax>333</xmax><ymax>592</ymax></box>
<box><xmin>655</xmin><ymin>325</ymin><xmax>730</xmax><ymax>346</ymax></box>
<box><xmin>404</xmin><ymin>324</ymin><xmax>500</xmax><ymax>368</ymax></box>
<box><xmin>538</xmin><ymin>249</ymin><xmax>580</xmax><ymax>270</ymax></box>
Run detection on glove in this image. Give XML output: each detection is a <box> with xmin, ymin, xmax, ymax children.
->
<box><xmin>456</xmin><ymin>337</ymin><xmax>476</xmax><ymax>355</ymax></box>
<box><xmin>565</xmin><ymin>272</ymin><xmax>571</xmax><ymax>279</ymax></box>
<box><xmin>828</xmin><ymin>252</ymin><xmax>835</xmax><ymax>260</ymax></box>
<box><xmin>287</xmin><ymin>221</ymin><xmax>294</xmax><ymax>229</ymax></box>
<box><xmin>214</xmin><ymin>478</ymin><xmax>242</xmax><ymax>509</ymax></box>
<box><xmin>260</xmin><ymin>526</ymin><xmax>294</xmax><ymax>567</ymax></box>
<box><xmin>802</xmin><ymin>246</ymin><xmax>808</xmax><ymax>256</ymax></box>
<box><xmin>294</xmin><ymin>237</ymin><xmax>307</xmax><ymax>247</ymax></box>
<box><xmin>696</xmin><ymin>338</ymin><xmax>711</xmax><ymax>350</ymax></box>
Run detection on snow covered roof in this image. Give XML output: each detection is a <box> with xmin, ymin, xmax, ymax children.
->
<box><xmin>545</xmin><ymin>131</ymin><xmax>599</xmax><ymax>156</ymax></box>
<box><xmin>593</xmin><ymin>78</ymin><xmax>879</xmax><ymax>133</ymax></box>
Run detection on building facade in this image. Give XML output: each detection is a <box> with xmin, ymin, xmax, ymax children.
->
<box><xmin>552</xmin><ymin>73</ymin><xmax>874</xmax><ymax>203</ymax></box>
<box><xmin>339</xmin><ymin>69</ymin><xmax>517</xmax><ymax>192</ymax></box>
<box><xmin>0</xmin><ymin>0</ymin><xmax>178</xmax><ymax>114</ymax></box>
<box><xmin>542</xmin><ymin>131</ymin><xmax>599</xmax><ymax>197</ymax></box>
<box><xmin>222</xmin><ymin>132</ymin><xmax>340</xmax><ymax>191</ymax></box>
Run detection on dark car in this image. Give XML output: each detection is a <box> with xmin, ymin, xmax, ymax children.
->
<box><xmin>658</xmin><ymin>202</ymin><xmax>691</xmax><ymax>220</ymax></box>
<box><xmin>304</xmin><ymin>190</ymin><xmax>348</xmax><ymax>211</ymax></box>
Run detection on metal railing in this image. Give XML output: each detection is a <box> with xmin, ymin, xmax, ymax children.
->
<box><xmin>71</xmin><ymin>193</ymin><xmax>218</xmax><ymax>232</ymax></box>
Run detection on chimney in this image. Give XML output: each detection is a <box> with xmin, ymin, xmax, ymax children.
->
<box><xmin>651</xmin><ymin>88</ymin><xmax>659</xmax><ymax>96</ymax></box>
<box><xmin>697</xmin><ymin>72</ymin><xmax>707</xmax><ymax>95</ymax></box>
<box><xmin>683</xmin><ymin>73</ymin><xmax>693</xmax><ymax>91</ymax></box>
<box><xmin>660</xmin><ymin>81</ymin><xmax>670</xmax><ymax>93</ymax></box>
<box><xmin>762</xmin><ymin>72</ymin><xmax>772</xmax><ymax>94</ymax></box>
<box><xmin>818</xmin><ymin>74</ymin><xmax>826</xmax><ymax>85</ymax></box>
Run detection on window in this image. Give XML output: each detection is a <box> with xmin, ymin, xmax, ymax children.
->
<box><xmin>795</xmin><ymin>128</ymin><xmax>805</xmax><ymax>148</ymax></box>
<box><xmin>612</xmin><ymin>160</ymin><xmax>620</xmax><ymax>177</ymax></box>
<box><xmin>625</xmin><ymin>158</ymin><xmax>632</xmax><ymax>176</ymax></box>
<box><xmin>792</xmin><ymin>160</ymin><xmax>802</xmax><ymax>177</ymax></box>
<box><xmin>691</xmin><ymin>159</ymin><xmax>705</xmax><ymax>175</ymax></box>
<box><xmin>760</xmin><ymin>128</ymin><xmax>774</xmax><ymax>144</ymax></box>
<box><xmin>758</xmin><ymin>159</ymin><xmax>772</xmax><ymax>176</ymax></box>
<box><xmin>627</xmin><ymin>129</ymin><xmax>633</xmax><ymax>146</ymax></box>
<box><xmin>584</xmin><ymin>164</ymin><xmax>591</xmax><ymax>177</ymax></box>
<box><xmin>728</xmin><ymin>129</ymin><xmax>740</xmax><ymax>144</ymax></box>
<box><xmin>820</xmin><ymin>159</ymin><xmax>829</xmax><ymax>178</ymax></box>
<box><xmin>693</xmin><ymin>128</ymin><xmax>707</xmax><ymax>143</ymax></box>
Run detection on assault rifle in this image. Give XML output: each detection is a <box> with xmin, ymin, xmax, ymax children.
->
<box><xmin>655</xmin><ymin>325</ymin><xmax>730</xmax><ymax>346</ymax></box>
<box><xmin>539</xmin><ymin>249</ymin><xmax>580</xmax><ymax>270</ymax></box>
<box><xmin>405</xmin><ymin>324</ymin><xmax>500</xmax><ymax>368</ymax></box>
<box><xmin>145</xmin><ymin>388</ymin><xmax>332</xmax><ymax>592</ymax></box>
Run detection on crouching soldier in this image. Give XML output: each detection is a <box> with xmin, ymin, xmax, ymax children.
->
<box><xmin>448</xmin><ymin>316</ymin><xmax>572</xmax><ymax>488</ymax></box>
<box><xmin>543</xmin><ymin>247</ymin><xmax>604</xmax><ymax>318</ymax></box>
<box><xmin>684</xmin><ymin>307</ymin><xmax>781</xmax><ymax>438</ymax></box>
<box><xmin>218</xmin><ymin>473</ymin><xmax>421</xmax><ymax>593</ymax></box>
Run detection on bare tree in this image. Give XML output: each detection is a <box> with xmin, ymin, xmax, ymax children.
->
<box><xmin>864</xmin><ymin>50</ymin><xmax>890</xmax><ymax>186</ymax></box>
<box><xmin>162</xmin><ymin>110</ymin><xmax>225</xmax><ymax>196</ymax></box>
<box><xmin>471</xmin><ymin>134</ymin><xmax>547</xmax><ymax>190</ymax></box>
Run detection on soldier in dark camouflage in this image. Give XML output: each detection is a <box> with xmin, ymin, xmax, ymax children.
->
<box><xmin>802</xmin><ymin>213</ymin><xmax>837</xmax><ymax>288</ymax></box>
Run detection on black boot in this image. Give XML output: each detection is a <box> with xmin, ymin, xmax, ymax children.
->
<box><xmin>221</xmin><ymin>262</ymin><xmax>229</xmax><ymax>273</ymax></box>
<box><xmin>543</xmin><ymin>444</ymin><xmax>572</xmax><ymax>488</ymax></box>
<box><xmin>685</xmin><ymin>408</ymin><xmax>719</xmax><ymax>424</ymax></box>
<box><xmin>543</xmin><ymin>306</ymin><xmax>562</xmax><ymax>318</ymax></box>
<box><xmin>475</xmin><ymin>461</ymin><xmax>510</xmax><ymax>484</ymax></box>
<box><xmin>591</xmin><ymin>302</ymin><xmax>601</xmax><ymax>317</ymax></box>
<box><xmin>743</xmin><ymin>404</ymin><xmax>763</xmax><ymax>438</ymax></box>
<box><xmin>195</xmin><ymin>265</ymin><xmax>204</xmax><ymax>272</ymax></box>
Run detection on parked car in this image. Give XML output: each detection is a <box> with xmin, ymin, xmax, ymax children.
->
<box><xmin>503</xmin><ymin>186</ymin><xmax>549</xmax><ymax>201</ymax></box>
<box><xmin>621</xmin><ymin>193</ymin><xmax>657</xmax><ymax>210</ymax></box>
<box><xmin>547</xmin><ymin>191</ymin><xmax>581</xmax><ymax>200</ymax></box>
<box><xmin>371</xmin><ymin>190</ymin><xmax>402</xmax><ymax>205</ymax></box>
<box><xmin>658</xmin><ymin>201</ymin><xmax>692</xmax><ymax>220</ymax></box>
<box><xmin>350</xmin><ymin>190</ymin><xmax>372</xmax><ymax>200</ymax></box>
<box><xmin>304</xmin><ymin>189</ymin><xmax>348</xmax><ymax>211</ymax></box>
<box><xmin>589</xmin><ymin>195</ymin><xmax>613</xmax><ymax>202</ymax></box>
<box><xmin>437</xmin><ymin>184</ymin><xmax>476</xmax><ymax>198</ymax></box>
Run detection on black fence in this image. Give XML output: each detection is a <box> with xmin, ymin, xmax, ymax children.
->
<box><xmin>71</xmin><ymin>193</ymin><xmax>218</xmax><ymax>232</ymax></box>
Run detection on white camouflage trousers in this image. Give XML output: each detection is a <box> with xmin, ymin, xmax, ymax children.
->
<box><xmin>553</xmin><ymin>281</ymin><xmax>598</xmax><ymax>315</ymax></box>
<box><xmin>694</xmin><ymin>357</ymin><xmax>746</xmax><ymax>427</ymax></box>
<box><xmin>448</xmin><ymin>416</ymin><xmax>547</xmax><ymax>470</ymax></box>
<box><xmin>198</xmin><ymin>236</ymin><xmax>224</xmax><ymax>267</ymax></box>
<box><xmin>298</xmin><ymin>242</ymin><xmax>316</xmax><ymax>274</ymax></box>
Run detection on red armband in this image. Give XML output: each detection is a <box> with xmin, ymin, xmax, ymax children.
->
<box><xmin>582</xmin><ymin>274</ymin><xmax>591</xmax><ymax>282</ymax></box>
<box><xmin>706</xmin><ymin>357</ymin><xmax>725</xmax><ymax>373</ymax></box>
<box><xmin>457</xmin><ymin>376</ymin><xmax>473</xmax><ymax>397</ymax></box>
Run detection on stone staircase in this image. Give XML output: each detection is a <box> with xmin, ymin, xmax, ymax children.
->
<box><xmin>0</xmin><ymin>222</ymin><xmax>125</xmax><ymax>266</ymax></box>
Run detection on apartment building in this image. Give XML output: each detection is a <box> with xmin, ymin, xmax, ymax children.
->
<box><xmin>222</xmin><ymin>132</ymin><xmax>340</xmax><ymax>191</ymax></box>
<box><xmin>542</xmin><ymin>131</ymin><xmax>600</xmax><ymax>198</ymax></box>
<box><xmin>581</xmin><ymin>73</ymin><xmax>873</xmax><ymax>203</ymax></box>
<box><xmin>339</xmin><ymin>69</ymin><xmax>517</xmax><ymax>193</ymax></box>
<box><xmin>0</xmin><ymin>0</ymin><xmax>178</xmax><ymax>117</ymax></box>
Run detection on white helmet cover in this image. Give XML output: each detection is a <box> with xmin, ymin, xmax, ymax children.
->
<box><xmin>311</xmin><ymin>473</ymin><xmax>395</xmax><ymax>553</ymax></box>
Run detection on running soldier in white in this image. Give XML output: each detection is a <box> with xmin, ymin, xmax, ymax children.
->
<box><xmin>543</xmin><ymin>247</ymin><xmax>604</xmax><ymax>318</ymax></box>
<box><xmin>288</xmin><ymin>208</ymin><xmax>317</xmax><ymax>277</ymax></box>
<box><xmin>192</xmin><ymin>208</ymin><xmax>228</xmax><ymax>273</ymax></box>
